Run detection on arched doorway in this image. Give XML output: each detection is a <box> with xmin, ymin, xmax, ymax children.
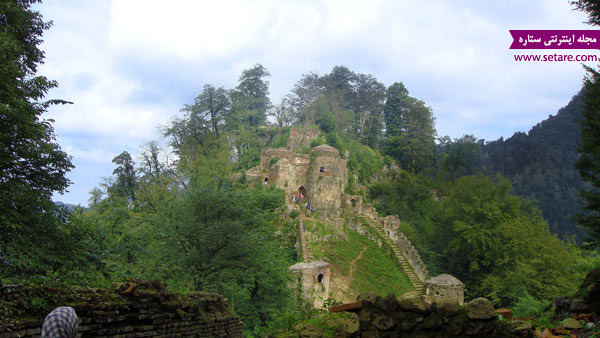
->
<box><xmin>298</xmin><ymin>186</ymin><xmax>306</xmax><ymax>200</ymax></box>
<box><xmin>264</xmin><ymin>177</ymin><xmax>269</xmax><ymax>185</ymax></box>
<box><xmin>317</xmin><ymin>273</ymin><xmax>324</xmax><ymax>284</ymax></box>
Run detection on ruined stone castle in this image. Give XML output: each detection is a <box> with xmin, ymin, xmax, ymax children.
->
<box><xmin>246</xmin><ymin>128</ymin><xmax>464</xmax><ymax>308</ymax></box>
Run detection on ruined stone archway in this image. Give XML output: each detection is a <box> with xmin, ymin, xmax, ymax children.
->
<box><xmin>298</xmin><ymin>186</ymin><xmax>306</xmax><ymax>200</ymax></box>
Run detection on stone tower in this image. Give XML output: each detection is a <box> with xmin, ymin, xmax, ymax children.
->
<box><xmin>289</xmin><ymin>261</ymin><xmax>331</xmax><ymax>309</ymax></box>
<box><xmin>307</xmin><ymin>144</ymin><xmax>348</xmax><ymax>217</ymax></box>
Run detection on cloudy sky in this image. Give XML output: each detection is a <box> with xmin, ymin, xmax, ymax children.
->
<box><xmin>34</xmin><ymin>0</ymin><xmax>597</xmax><ymax>206</ymax></box>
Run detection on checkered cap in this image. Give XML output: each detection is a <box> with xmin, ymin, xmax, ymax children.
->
<box><xmin>40</xmin><ymin>306</ymin><xmax>79</xmax><ymax>338</ymax></box>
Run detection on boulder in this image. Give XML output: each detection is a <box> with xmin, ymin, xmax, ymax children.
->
<box><xmin>397</xmin><ymin>296</ymin><xmax>431</xmax><ymax>313</ymax></box>
<box><xmin>433</xmin><ymin>298</ymin><xmax>460</xmax><ymax>317</ymax></box>
<box><xmin>372</xmin><ymin>313</ymin><xmax>396</xmax><ymax>330</ymax></box>
<box><xmin>376</xmin><ymin>294</ymin><xmax>398</xmax><ymax>312</ymax></box>
<box><xmin>569</xmin><ymin>298</ymin><xmax>590</xmax><ymax>312</ymax></box>
<box><xmin>554</xmin><ymin>296</ymin><xmax>571</xmax><ymax>310</ymax></box>
<box><xmin>465</xmin><ymin>297</ymin><xmax>496</xmax><ymax>319</ymax></box>
<box><xmin>510</xmin><ymin>320</ymin><xmax>533</xmax><ymax>335</ymax></box>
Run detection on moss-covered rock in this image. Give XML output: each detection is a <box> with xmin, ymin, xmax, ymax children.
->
<box><xmin>465</xmin><ymin>297</ymin><xmax>496</xmax><ymax>319</ymax></box>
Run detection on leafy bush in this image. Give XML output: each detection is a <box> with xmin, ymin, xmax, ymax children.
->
<box><xmin>512</xmin><ymin>294</ymin><xmax>549</xmax><ymax>319</ymax></box>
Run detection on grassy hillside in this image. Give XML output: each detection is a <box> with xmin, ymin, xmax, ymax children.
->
<box><xmin>305</xmin><ymin>218</ymin><xmax>413</xmax><ymax>302</ymax></box>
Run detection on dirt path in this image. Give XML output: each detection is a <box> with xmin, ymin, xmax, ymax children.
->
<box><xmin>348</xmin><ymin>245</ymin><xmax>367</xmax><ymax>281</ymax></box>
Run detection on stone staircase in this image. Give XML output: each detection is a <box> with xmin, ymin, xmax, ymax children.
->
<box><xmin>299</xmin><ymin>213</ymin><xmax>314</xmax><ymax>262</ymax></box>
<box><xmin>367</xmin><ymin>219</ymin><xmax>424</xmax><ymax>293</ymax></box>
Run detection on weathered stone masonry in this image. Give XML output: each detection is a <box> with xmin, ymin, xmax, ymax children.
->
<box><xmin>0</xmin><ymin>280</ymin><xmax>243</xmax><ymax>338</ymax></box>
<box><xmin>256</xmin><ymin>128</ymin><xmax>464</xmax><ymax>307</ymax></box>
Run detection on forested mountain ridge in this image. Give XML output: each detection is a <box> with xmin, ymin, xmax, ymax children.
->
<box><xmin>481</xmin><ymin>94</ymin><xmax>584</xmax><ymax>240</ymax></box>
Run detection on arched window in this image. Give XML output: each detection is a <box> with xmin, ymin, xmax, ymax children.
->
<box><xmin>317</xmin><ymin>273</ymin><xmax>324</xmax><ymax>284</ymax></box>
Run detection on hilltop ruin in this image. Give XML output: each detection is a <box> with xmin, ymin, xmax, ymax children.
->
<box><xmin>246</xmin><ymin>128</ymin><xmax>464</xmax><ymax>308</ymax></box>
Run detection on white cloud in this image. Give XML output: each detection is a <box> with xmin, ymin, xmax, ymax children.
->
<box><xmin>32</xmin><ymin>0</ymin><xmax>597</xmax><ymax>204</ymax></box>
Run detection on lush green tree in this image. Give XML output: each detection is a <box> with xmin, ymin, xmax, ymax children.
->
<box><xmin>439</xmin><ymin>135</ymin><xmax>481</xmax><ymax>181</ymax></box>
<box><xmin>230</xmin><ymin>63</ymin><xmax>271</xmax><ymax>127</ymax></box>
<box><xmin>350</xmin><ymin>73</ymin><xmax>386</xmax><ymax>148</ymax></box>
<box><xmin>383</xmin><ymin>82</ymin><xmax>436</xmax><ymax>173</ymax></box>
<box><xmin>141</xmin><ymin>186</ymin><xmax>293</xmax><ymax>330</ymax></box>
<box><xmin>181</xmin><ymin>84</ymin><xmax>230</xmax><ymax>137</ymax></box>
<box><xmin>88</xmin><ymin>187</ymin><xmax>104</xmax><ymax>208</ymax></box>
<box><xmin>0</xmin><ymin>0</ymin><xmax>77</xmax><ymax>276</ymax></box>
<box><xmin>433</xmin><ymin>175</ymin><xmax>581</xmax><ymax>305</ymax></box>
<box><xmin>109</xmin><ymin>151</ymin><xmax>137</xmax><ymax>201</ymax></box>
<box><xmin>139</xmin><ymin>141</ymin><xmax>163</xmax><ymax>179</ymax></box>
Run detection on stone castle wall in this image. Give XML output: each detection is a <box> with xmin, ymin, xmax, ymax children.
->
<box><xmin>288</xmin><ymin>128</ymin><xmax>320</xmax><ymax>151</ymax></box>
<box><xmin>247</xmin><ymin>132</ymin><xmax>347</xmax><ymax>217</ymax></box>
<box><xmin>380</xmin><ymin>216</ymin><xmax>429</xmax><ymax>283</ymax></box>
<box><xmin>0</xmin><ymin>280</ymin><xmax>243</xmax><ymax>338</ymax></box>
<box><xmin>345</xmin><ymin>195</ymin><xmax>429</xmax><ymax>283</ymax></box>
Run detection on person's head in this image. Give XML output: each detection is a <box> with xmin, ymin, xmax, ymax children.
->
<box><xmin>41</xmin><ymin>306</ymin><xmax>79</xmax><ymax>338</ymax></box>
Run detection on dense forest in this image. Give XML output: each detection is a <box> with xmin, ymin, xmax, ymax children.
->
<box><xmin>432</xmin><ymin>94</ymin><xmax>586</xmax><ymax>241</ymax></box>
<box><xmin>2</xmin><ymin>1</ymin><xmax>600</xmax><ymax>336</ymax></box>
<box><xmin>480</xmin><ymin>94</ymin><xmax>585</xmax><ymax>240</ymax></box>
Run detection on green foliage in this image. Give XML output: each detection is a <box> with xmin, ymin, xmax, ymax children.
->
<box><xmin>434</xmin><ymin>175</ymin><xmax>582</xmax><ymax>305</ymax></box>
<box><xmin>0</xmin><ymin>0</ymin><xmax>76</xmax><ymax>276</ymax></box>
<box><xmin>351</xmin><ymin>232</ymin><xmax>414</xmax><ymax>296</ymax></box>
<box><xmin>230</xmin><ymin>63</ymin><xmax>271</xmax><ymax>127</ymax></box>
<box><xmin>383</xmin><ymin>82</ymin><xmax>436</xmax><ymax>173</ymax></box>
<box><xmin>315</xmin><ymin>100</ymin><xmax>337</xmax><ymax>134</ymax></box>
<box><xmin>269</xmin><ymin>157</ymin><xmax>280</xmax><ymax>167</ymax></box>
<box><xmin>311</xmin><ymin>225</ymin><xmax>412</xmax><ymax>297</ymax></box>
<box><xmin>512</xmin><ymin>294</ymin><xmax>550</xmax><ymax>319</ymax></box>
<box><xmin>438</xmin><ymin>134</ymin><xmax>481</xmax><ymax>181</ymax></box>
<box><xmin>480</xmin><ymin>95</ymin><xmax>585</xmax><ymax>240</ymax></box>
<box><xmin>109</xmin><ymin>151</ymin><xmax>137</xmax><ymax>201</ymax></box>
<box><xmin>310</xmin><ymin>136</ymin><xmax>325</xmax><ymax>148</ymax></box>
<box><xmin>344</xmin><ymin>137</ymin><xmax>385</xmax><ymax>184</ymax></box>
<box><xmin>270</xmin><ymin>127</ymin><xmax>290</xmax><ymax>148</ymax></box>
<box><xmin>181</xmin><ymin>84</ymin><xmax>230</xmax><ymax>138</ymax></box>
<box><xmin>576</xmin><ymin>67</ymin><xmax>600</xmax><ymax>249</ymax></box>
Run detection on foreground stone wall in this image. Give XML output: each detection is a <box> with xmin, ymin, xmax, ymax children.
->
<box><xmin>0</xmin><ymin>280</ymin><xmax>243</xmax><ymax>338</ymax></box>
<box><xmin>353</xmin><ymin>293</ymin><xmax>524</xmax><ymax>337</ymax></box>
